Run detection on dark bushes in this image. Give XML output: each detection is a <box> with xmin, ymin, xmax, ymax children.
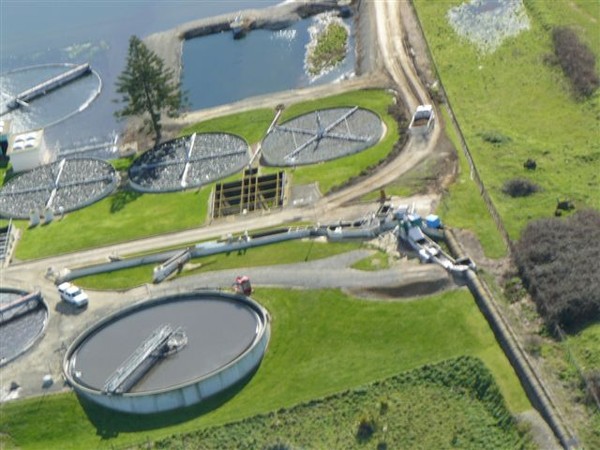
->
<box><xmin>552</xmin><ymin>27</ymin><xmax>599</xmax><ymax>99</ymax></box>
<box><xmin>479</xmin><ymin>131</ymin><xmax>511</xmax><ymax>145</ymax></box>
<box><xmin>502</xmin><ymin>178</ymin><xmax>541</xmax><ymax>197</ymax></box>
<box><xmin>356</xmin><ymin>416</ymin><xmax>377</xmax><ymax>441</ymax></box>
<box><xmin>514</xmin><ymin>209</ymin><xmax>600</xmax><ymax>332</ymax></box>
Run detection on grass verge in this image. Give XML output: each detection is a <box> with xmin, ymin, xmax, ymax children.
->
<box><xmin>350</xmin><ymin>249</ymin><xmax>390</xmax><ymax>271</ymax></box>
<box><xmin>77</xmin><ymin>240</ymin><xmax>363</xmax><ymax>290</ymax></box>
<box><xmin>437</xmin><ymin>107</ymin><xmax>507</xmax><ymax>259</ymax></box>
<box><xmin>14</xmin><ymin>189</ymin><xmax>211</xmax><ymax>260</ymax></box>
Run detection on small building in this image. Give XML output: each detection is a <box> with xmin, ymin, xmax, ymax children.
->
<box><xmin>7</xmin><ymin>129</ymin><xmax>54</xmax><ymax>173</ymax></box>
<box><xmin>425</xmin><ymin>214</ymin><xmax>441</xmax><ymax>229</ymax></box>
<box><xmin>0</xmin><ymin>119</ymin><xmax>11</xmax><ymax>156</ymax></box>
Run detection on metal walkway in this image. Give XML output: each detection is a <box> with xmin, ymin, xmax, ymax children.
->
<box><xmin>103</xmin><ymin>324</ymin><xmax>186</xmax><ymax>394</ymax></box>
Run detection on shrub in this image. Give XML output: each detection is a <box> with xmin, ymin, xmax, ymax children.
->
<box><xmin>524</xmin><ymin>335</ymin><xmax>543</xmax><ymax>358</ymax></box>
<box><xmin>583</xmin><ymin>371</ymin><xmax>600</xmax><ymax>407</ymax></box>
<box><xmin>502</xmin><ymin>178</ymin><xmax>541</xmax><ymax>197</ymax></box>
<box><xmin>356</xmin><ymin>416</ymin><xmax>377</xmax><ymax>441</ymax></box>
<box><xmin>263</xmin><ymin>442</ymin><xmax>292</xmax><ymax>450</ymax></box>
<box><xmin>307</xmin><ymin>22</ymin><xmax>348</xmax><ymax>76</ymax></box>
<box><xmin>387</xmin><ymin>100</ymin><xmax>407</xmax><ymax>125</ymax></box>
<box><xmin>479</xmin><ymin>131</ymin><xmax>511</xmax><ymax>145</ymax></box>
<box><xmin>513</xmin><ymin>209</ymin><xmax>600</xmax><ymax>331</ymax></box>
<box><xmin>552</xmin><ymin>27</ymin><xmax>599</xmax><ymax>98</ymax></box>
<box><xmin>503</xmin><ymin>276</ymin><xmax>526</xmax><ymax>303</ymax></box>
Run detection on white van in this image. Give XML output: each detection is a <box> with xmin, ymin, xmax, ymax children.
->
<box><xmin>57</xmin><ymin>282</ymin><xmax>89</xmax><ymax>307</ymax></box>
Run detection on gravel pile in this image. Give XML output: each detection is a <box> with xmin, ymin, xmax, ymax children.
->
<box><xmin>0</xmin><ymin>159</ymin><xmax>117</xmax><ymax>219</ymax></box>
<box><xmin>129</xmin><ymin>133</ymin><xmax>249</xmax><ymax>192</ymax></box>
<box><xmin>447</xmin><ymin>0</ymin><xmax>530</xmax><ymax>53</ymax></box>
<box><xmin>261</xmin><ymin>107</ymin><xmax>383</xmax><ymax>166</ymax></box>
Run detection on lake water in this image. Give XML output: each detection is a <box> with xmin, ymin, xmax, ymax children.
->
<box><xmin>0</xmin><ymin>1</ymin><xmax>355</xmax><ymax>152</ymax></box>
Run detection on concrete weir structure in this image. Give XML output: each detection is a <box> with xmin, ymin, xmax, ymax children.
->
<box><xmin>63</xmin><ymin>291</ymin><xmax>270</xmax><ymax>414</ymax></box>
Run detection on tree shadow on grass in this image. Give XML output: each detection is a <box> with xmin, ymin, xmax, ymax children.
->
<box><xmin>78</xmin><ymin>366</ymin><xmax>259</xmax><ymax>440</ymax></box>
<box><xmin>110</xmin><ymin>189</ymin><xmax>142</xmax><ymax>213</ymax></box>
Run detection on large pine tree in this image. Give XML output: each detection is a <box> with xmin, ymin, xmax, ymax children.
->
<box><xmin>115</xmin><ymin>35</ymin><xmax>184</xmax><ymax>145</ymax></box>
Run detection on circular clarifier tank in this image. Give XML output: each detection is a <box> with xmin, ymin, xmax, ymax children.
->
<box><xmin>63</xmin><ymin>291</ymin><xmax>270</xmax><ymax>414</ymax></box>
<box><xmin>0</xmin><ymin>288</ymin><xmax>48</xmax><ymax>367</ymax></box>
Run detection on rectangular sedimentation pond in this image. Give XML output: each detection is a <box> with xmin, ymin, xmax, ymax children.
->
<box><xmin>182</xmin><ymin>15</ymin><xmax>355</xmax><ymax>110</ymax></box>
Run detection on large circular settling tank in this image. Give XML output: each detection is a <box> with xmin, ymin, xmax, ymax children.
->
<box><xmin>0</xmin><ymin>158</ymin><xmax>117</xmax><ymax>219</ymax></box>
<box><xmin>261</xmin><ymin>107</ymin><xmax>383</xmax><ymax>166</ymax></box>
<box><xmin>64</xmin><ymin>291</ymin><xmax>270</xmax><ymax>414</ymax></box>
<box><xmin>0</xmin><ymin>288</ymin><xmax>48</xmax><ymax>366</ymax></box>
<box><xmin>0</xmin><ymin>63</ymin><xmax>102</xmax><ymax>132</ymax></box>
<box><xmin>128</xmin><ymin>133</ymin><xmax>249</xmax><ymax>193</ymax></box>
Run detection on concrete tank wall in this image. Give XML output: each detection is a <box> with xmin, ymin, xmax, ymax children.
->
<box><xmin>63</xmin><ymin>291</ymin><xmax>270</xmax><ymax>414</ymax></box>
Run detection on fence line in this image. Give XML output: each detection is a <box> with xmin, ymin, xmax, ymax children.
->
<box><xmin>406</xmin><ymin>0</ymin><xmax>513</xmax><ymax>253</ymax></box>
<box><xmin>407</xmin><ymin>2</ymin><xmax>580</xmax><ymax>447</ymax></box>
<box><xmin>556</xmin><ymin>325</ymin><xmax>600</xmax><ymax>412</ymax></box>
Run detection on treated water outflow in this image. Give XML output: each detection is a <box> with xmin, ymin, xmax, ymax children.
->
<box><xmin>2</xmin><ymin>63</ymin><xmax>91</xmax><ymax>115</ymax></box>
<box><xmin>0</xmin><ymin>64</ymin><xmax>102</xmax><ymax>138</ymax></box>
<box><xmin>182</xmin><ymin>14</ymin><xmax>355</xmax><ymax>110</ymax></box>
<box><xmin>447</xmin><ymin>0</ymin><xmax>530</xmax><ymax>53</ymax></box>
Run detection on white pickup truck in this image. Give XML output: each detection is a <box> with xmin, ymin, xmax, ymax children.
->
<box><xmin>409</xmin><ymin>104</ymin><xmax>435</xmax><ymax>136</ymax></box>
<box><xmin>58</xmin><ymin>282</ymin><xmax>89</xmax><ymax>307</ymax></box>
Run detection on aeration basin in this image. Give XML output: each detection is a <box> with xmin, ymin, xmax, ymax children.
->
<box><xmin>63</xmin><ymin>291</ymin><xmax>270</xmax><ymax>414</ymax></box>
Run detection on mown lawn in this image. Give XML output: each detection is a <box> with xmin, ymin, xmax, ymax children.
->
<box><xmin>0</xmin><ymin>288</ymin><xmax>530</xmax><ymax>450</ymax></box>
<box><xmin>413</xmin><ymin>0</ymin><xmax>600</xmax><ymax>241</ymax></box>
<box><xmin>437</xmin><ymin>108</ymin><xmax>508</xmax><ymax>259</ymax></box>
<box><xmin>14</xmin><ymin>189</ymin><xmax>211</xmax><ymax>260</ymax></box>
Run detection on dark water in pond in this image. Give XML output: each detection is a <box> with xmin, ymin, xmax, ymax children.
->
<box><xmin>182</xmin><ymin>14</ymin><xmax>356</xmax><ymax>110</ymax></box>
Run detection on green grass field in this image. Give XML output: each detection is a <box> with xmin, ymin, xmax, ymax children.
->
<box><xmin>15</xmin><ymin>189</ymin><xmax>211</xmax><ymax>260</ymax></box>
<box><xmin>148</xmin><ymin>357</ymin><xmax>533</xmax><ymax>449</ymax></box>
<box><xmin>414</xmin><ymin>0</ymin><xmax>600</xmax><ymax>241</ymax></box>
<box><xmin>0</xmin><ymin>288</ymin><xmax>529</xmax><ymax>450</ymax></box>
<box><xmin>437</xmin><ymin>107</ymin><xmax>508</xmax><ymax>259</ymax></box>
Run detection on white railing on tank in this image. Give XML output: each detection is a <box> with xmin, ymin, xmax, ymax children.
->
<box><xmin>103</xmin><ymin>324</ymin><xmax>184</xmax><ymax>394</ymax></box>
